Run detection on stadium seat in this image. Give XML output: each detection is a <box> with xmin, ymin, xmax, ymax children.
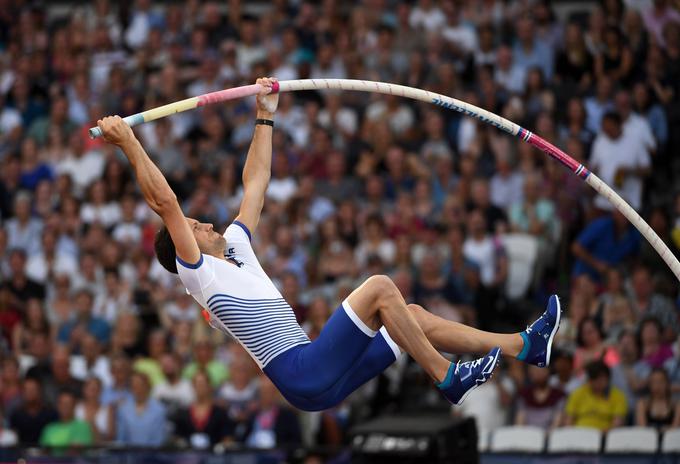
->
<box><xmin>661</xmin><ymin>428</ymin><xmax>680</xmax><ymax>453</ymax></box>
<box><xmin>547</xmin><ymin>427</ymin><xmax>602</xmax><ymax>453</ymax></box>
<box><xmin>501</xmin><ymin>234</ymin><xmax>538</xmax><ymax>300</ymax></box>
<box><xmin>490</xmin><ymin>426</ymin><xmax>545</xmax><ymax>453</ymax></box>
<box><xmin>604</xmin><ymin>427</ymin><xmax>658</xmax><ymax>453</ymax></box>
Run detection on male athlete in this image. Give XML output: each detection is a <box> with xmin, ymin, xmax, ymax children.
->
<box><xmin>97</xmin><ymin>77</ymin><xmax>561</xmax><ymax>411</ymax></box>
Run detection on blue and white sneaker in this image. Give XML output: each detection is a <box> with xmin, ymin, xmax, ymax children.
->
<box><xmin>437</xmin><ymin>347</ymin><xmax>502</xmax><ymax>406</ymax></box>
<box><xmin>517</xmin><ymin>294</ymin><xmax>562</xmax><ymax>367</ymax></box>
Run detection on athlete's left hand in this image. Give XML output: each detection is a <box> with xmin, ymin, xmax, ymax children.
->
<box><xmin>256</xmin><ymin>77</ymin><xmax>279</xmax><ymax>117</ymax></box>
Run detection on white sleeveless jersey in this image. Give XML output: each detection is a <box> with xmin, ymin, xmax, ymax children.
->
<box><xmin>176</xmin><ymin>222</ymin><xmax>310</xmax><ymax>368</ymax></box>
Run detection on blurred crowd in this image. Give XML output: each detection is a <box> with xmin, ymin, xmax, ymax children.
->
<box><xmin>0</xmin><ymin>0</ymin><xmax>680</xmax><ymax>455</ymax></box>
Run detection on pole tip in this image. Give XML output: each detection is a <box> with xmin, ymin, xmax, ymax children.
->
<box><xmin>88</xmin><ymin>127</ymin><xmax>102</xmax><ymax>139</ymax></box>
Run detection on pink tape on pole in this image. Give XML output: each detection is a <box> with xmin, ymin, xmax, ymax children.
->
<box><xmin>197</xmin><ymin>84</ymin><xmax>262</xmax><ymax>107</ymax></box>
<box><xmin>527</xmin><ymin>133</ymin><xmax>580</xmax><ymax>173</ymax></box>
<box><xmin>271</xmin><ymin>81</ymin><xmax>280</xmax><ymax>94</ymax></box>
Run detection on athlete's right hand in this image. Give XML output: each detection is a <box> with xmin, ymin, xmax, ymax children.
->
<box><xmin>256</xmin><ymin>77</ymin><xmax>279</xmax><ymax>117</ymax></box>
<box><xmin>97</xmin><ymin>116</ymin><xmax>136</xmax><ymax>147</ymax></box>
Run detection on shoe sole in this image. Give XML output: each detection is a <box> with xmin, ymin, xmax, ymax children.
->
<box><xmin>544</xmin><ymin>295</ymin><xmax>562</xmax><ymax>367</ymax></box>
<box><xmin>455</xmin><ymin>347</ymin><xmax>502</xmax><ymax>406</ymax></box>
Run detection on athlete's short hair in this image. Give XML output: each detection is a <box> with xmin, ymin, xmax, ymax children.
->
<box><xmin>154</xmin><ymin>226</ymin><xmax>178</xmax><ymax>274</ymax></box>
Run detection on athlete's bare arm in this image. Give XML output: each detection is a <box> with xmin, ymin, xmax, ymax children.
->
<box><xmin>235</xmin><ymin>77</ymin><xmax>279</xmax><ymax>234</ymax></box>
<box><xmin>97</xmin><ymin>116</ymin><xmax>201</xmax><ymax>264</ymax></box>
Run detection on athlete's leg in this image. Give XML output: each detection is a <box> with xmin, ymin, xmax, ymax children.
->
<box><xmin>407</xmin><ymin>303</ymin><xmax>524</xmax><ymax>357</ymax></box>
<box><xmin>346</xmin><ymin>275</ymin><xmax>450</xmax><ymax>383</ymax></box>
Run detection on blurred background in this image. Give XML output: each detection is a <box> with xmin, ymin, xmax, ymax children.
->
<box><xmin>0</xmin><ymin>0</ymin><xmax>679</xmax><ymax>462</ymax></box>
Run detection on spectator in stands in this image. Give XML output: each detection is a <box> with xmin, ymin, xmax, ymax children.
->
<box><xmin>632</xmin><ymin>82</ymin><xmax>668</xmax><ymax>150</ymax></box>
<box><xmin>56</xmin><ymin>132</ymin><xmax>105</xmax><ymax>197</ymax></box>
<box><xmin>489</xmin><ymin>152</ymin><xmax>523</xmax><ymax>212</ymax></box>
<box><xmin>182</xmin><ymin>338</ymin><xmax>228</xmax><ymax>389</ymax></box>
<box><xmin>468</xmin><ymin>178</ymin><xmax>507</xmax><ymax>234</ymax></box>
<box><xmin>554</xmin><ymin>22</ymin><xmax>593</xmax><ymax>91</ymax></box>
<box><xmin>600</xmin><ymin>295</ymin><xmax>636</xmax><ymax>343</ymax></box>
<box><xmin>549</xmin><ymin>350</ymin><xmax>581</xmax><ymax>395</ymax></box>
<box><xmin>25</xmin><ymin>228</ymin><xmax>78</xmax><ymax>284</ymax></box>
<box><xmin>134</xmin><ymin>328</ymin><xmax>169</xmax><ymax>387</ymax></box>
<box><xmin>613</xmin><ymin>329</ymin><xmax>651</xmax><ymax>406</ymax></box>
<box><xmin>38</xmin><ymin>345</ymin><xmax>83</xmax><ymax>406</ymax></box>
<box><xmin>571</xmin><ymin>210</ymin><xmax>641</xmax><ymax>282</ymax></box>
<box><xmin>69</xmin><ymin>333</ymin><xmax>112</xmax><ymax>387</ymax></box>
<box><xmin>513</xmin><ymin>15</ymin><xmax>554</xmax><ymax>80</ymax></box>
<box><xmin>463</xmin><ymin>209</ymin><xmax>507</xmax><ymax>330</ymax></box>
<box><xmin>7</xmin><ymin>249</ymin><xmax>45</xmax><ymax>303</ymax></box>
<box><xmin>354</xmin><ymin>214</ymin><xmax>396</xmax><ymax>269</ymax></box>
<box><xmin>0</xmin><ymin>357</ymin><xmax>22</xmax><ymax>414</ymax></box>
<box><xmin>635</xmin><ymin>368</ymin><xmax>680</xmax><ymax>431</ymax></box>
<box><xmin>153</xmin><ymin>352</ymin><xmax>194</xmax><ymax>412</ymax></box>
<box><xmin>638</xmin><ymin>317</ymin><xmax>674</xmax><ymax>369</ymax></box>
<box><xmin>75</xmin><ymin>377</ymin><xmax>113</xmax><ymax>443</ymax></box>
<box><xmin>565</xmin><ymin>360</ymin><xmax>627</xmax><ymax>431</ymax></box>
<box><xmin>628</xmin><ymin>265</ymin><xmax>679</xmax><ymax>341</ymax></box>
<box><xmin>9</xmin><ymin>377</ymin><xmax>58</xmax><ymax>445</ymax></box>
<box><xmin>241</xmin><ymin>375</ymin><xmax>302</xmax><ymax>448</ymax></box>
<box><xmin>616</xmin><ymin>89</ymin><xmax>656</xmax><ymax>159</ymax></box>
<box><xmin>302</xmin><ymin>297</ymin><xmax>332</xmax><ymax>340</ymax></box>
<box><xmin>116</xmin><ymin>371</ymin><xmax>167</xmax><ymax>447</ymax></box>
<box><xmin>584</xmin><ymin>75</ymin><xmax>615</xmax><ymax>134</ymax></box>
<box><xmin>40</xmin><ymin>389</ymin><xmax>93</xmax><ymax>448</ymax></box>
<box><xmin>173</xmin><ymin>371</ymin><xmax>234</xmax><ymax>449</ymax></box>
<box><xmin>27</xmin><ymin>95</ymin><xmax>74</xmax><ymax>147</ymax></box>
<box><xmin>509</xmin><ymin>172</ymin><xmax>557</xmax><ymax>242</ymax></box>
<box><xmin>57</xmin><ymin>289</ymin><xmax>110</xmax><ymax>351</ymax></box>
<box><xmin>515</xmin><ymin>365</ymin><xmax>565</xmax><ymax>429</ymax></box>
<box><xmin>590</xmin><ymin>111</ymin><xmax>651</xmax><ymax>212</ymax></box>
<box><xmin>574</xmin><ymin>317</ymin><xmax>619</xmax><ymax>375</ymax></box>
<box><xmin>101</xmin><ymin>354</ymin><xmax>132</xmax><ymax>406</ymax></box>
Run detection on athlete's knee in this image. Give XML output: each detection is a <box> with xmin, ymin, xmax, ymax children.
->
<box><xmin>366</xmin><ymin>275</ymin><xmax>401</xmax><ymax>305</ymax></box>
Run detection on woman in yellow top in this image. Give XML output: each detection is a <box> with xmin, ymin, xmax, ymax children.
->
<box><xmin>565</xmin><ymin>360</ymin><xmax>627</xmax><ymax>431</ymax></box>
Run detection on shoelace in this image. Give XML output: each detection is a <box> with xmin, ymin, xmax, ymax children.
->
<box><xmin>526</xmin><ymin>311</ymin><xmax>551</xmax><ymax>336</ymax></box>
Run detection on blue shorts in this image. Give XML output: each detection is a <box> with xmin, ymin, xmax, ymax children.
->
<box><xmin>263</xmin><ymin>300</ymin><xmax>401</xmax><ymax>411</ymax></box>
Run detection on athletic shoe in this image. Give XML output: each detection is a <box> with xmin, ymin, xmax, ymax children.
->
<box><xmin>517</xmin><ymin>294</ymin><xmax>562</xmax><ymax>367</ymax></box>
<box><xmin>437</xmin><ymin>346</ymin><xmax>502</xmax><ymax>406</ymax></box>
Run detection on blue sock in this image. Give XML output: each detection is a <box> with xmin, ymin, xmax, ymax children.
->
<box><xmin>435</xmin><ymin>363</ymin><xmax>456</xmax><ymax>390</ymax></box>
<box><xmin>516</xmin><ymin>331</ymin><xmax>531</xmax><ymax>361</ymax></box>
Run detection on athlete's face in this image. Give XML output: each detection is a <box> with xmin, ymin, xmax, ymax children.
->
<box><xmin>187</xmin><ymin>218</ymin><xmax>226</xmax><ymax>254</ymax></box>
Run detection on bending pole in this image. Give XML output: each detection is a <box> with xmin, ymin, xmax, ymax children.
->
<box><xmin>88</xmin><ymin>79</ymin><xmax>680</xmax><ymax>281</ymax></box>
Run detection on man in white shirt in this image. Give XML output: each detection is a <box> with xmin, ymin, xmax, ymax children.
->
<box><xmin>590</xmin><ymin>111</ymin><xmax>651</xmax><ymax>211</ymax></box>
<box><xmin>153</xmin><ymin>352</ymin><xmax>194</xmax><ymax>408</ymax></box>
<box><xmin>57</xmin><ymin>132</ymin><xmax>105</xmax><ymax>197</ymax></box>
<box><xmin>615</xmin><ymin>90</ymin><xmax>656</xmax><ymax>158</ymax></box>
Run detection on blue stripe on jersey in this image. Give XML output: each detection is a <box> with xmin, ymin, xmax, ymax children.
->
<box><xmin>232</xmin><ymin>220</ymin><xmax>252</xmax><ymax>241</ymax></box>
<box><xmin>206</xmin><ymin>293</ymin><xmax>309</xmax><ymax>367</ymax></box>
<box><xmin>176</xmin><ymin>254</ymin><xmax>204</xmax><ymax>269</ymax></box>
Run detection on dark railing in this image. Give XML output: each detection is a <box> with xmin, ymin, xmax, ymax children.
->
<box><xmin>1</xmin><ymin>446</ymin><xmax>678</xmax><ymax>464</ymax></box>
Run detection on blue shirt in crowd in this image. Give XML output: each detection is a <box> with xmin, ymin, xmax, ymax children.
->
<box><xmin>572</xmin><ymin>216</ymin><xmax>641</xmax><ymax>281</ymax></box>
<box><xmin>116</xmin><ymin>396</ymin><xmax>167</xmax><ymax>446</ymax></box>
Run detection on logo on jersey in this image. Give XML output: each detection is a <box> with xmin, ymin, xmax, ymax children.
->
<box><xmin>226</xmin><ymin>248</ymin><xmax>244</xmax><ymax>267</ymax></box>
